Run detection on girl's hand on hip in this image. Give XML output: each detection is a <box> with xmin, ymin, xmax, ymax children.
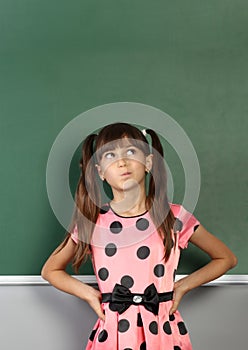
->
<box><xmin>84</xmin><ymin>286</ymin><xmax>106</xmax><ymax>321</ymax></box>
<box><xmin>169</xmin><ymin>280</ymin><xmax>188</xmax><ymax>315</ymax></box>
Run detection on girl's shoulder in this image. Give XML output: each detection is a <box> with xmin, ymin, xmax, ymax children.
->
<box><xmin>169</xmin><ymin>202</ymin><xmax>186</xmax><ymax>216</ymax></box>
<box><xmin>169</xmin><ymin>202</ymin><xmax>200</xmax><ymax>249</ymax></box>
<box><xmin>169</xmin><ymin>202</ymin><xmax>197</xmax><ymax>218</ymax></box>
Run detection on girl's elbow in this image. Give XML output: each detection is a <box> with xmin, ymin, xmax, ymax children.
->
<box><xmin>231</xmin><ymin>254</ymin><xmax>238</xmax><ymax>268</ymax></box>
<box><xmin>41</xmin><ymin>266</ymin><xmax>48</xmax><ymax>281</ymax></box>
<box><xmin>227</xmin><ymin>253</ymin><xmax>238</xmax><ymax>270</ymax></box>
<box><xmin>41</xmin><ymin>264</ymin><xmax>51</xmax><ymax>282</ymax></box>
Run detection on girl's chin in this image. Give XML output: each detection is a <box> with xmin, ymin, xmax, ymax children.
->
<box><xmin>122</xmin><ymin>179</ymin><xmax>139</xmax><ymax>189</ymax></box>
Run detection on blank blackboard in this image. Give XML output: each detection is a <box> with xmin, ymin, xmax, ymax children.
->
<box><xmin>1</xmin><ymin>1</ymin><xmax>247</xmax><ymax>275</ymax></box>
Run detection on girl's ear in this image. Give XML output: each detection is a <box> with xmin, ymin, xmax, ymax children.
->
<box><xmin>145</xmin><ymin>154</ymin><xmax>153</xmax><ymax>172</ymax></box>
<box><xmin>95</xmin><ymin>164</ymin><xmax>105</xmax><ymax>181</ymax></box>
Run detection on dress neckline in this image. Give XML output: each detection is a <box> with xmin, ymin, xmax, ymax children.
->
<box><xmin>108</xmin><ymin>202</ymin><xmax>148</xmax><ymax>218</ymax></box>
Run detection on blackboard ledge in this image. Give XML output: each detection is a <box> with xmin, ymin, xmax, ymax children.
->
<box><xmin>0</xmin><ymin>275</ymin><xmax>247</xmax><ymax>286</ymax></box>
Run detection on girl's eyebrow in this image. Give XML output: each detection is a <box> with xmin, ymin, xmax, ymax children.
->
<box><xmin>102</xmin><ymin>149</ymin><xmax>115</xmax><ymax>155</ymax></box>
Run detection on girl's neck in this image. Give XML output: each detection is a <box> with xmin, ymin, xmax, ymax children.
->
<box><xmin>110</xmin><ymin>187</ymin><xmax>147</xmax><ymax>217</ymax></box>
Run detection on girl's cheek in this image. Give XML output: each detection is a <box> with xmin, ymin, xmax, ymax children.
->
<box><xmin>100</xmin><ymin>158</ymin><xmax>114</xmax><ymax>168</ymax></box>
<box><xmin>101</xmin><ymin>163</ymin><xmax>112</xmax><ymax>174</ymax></box>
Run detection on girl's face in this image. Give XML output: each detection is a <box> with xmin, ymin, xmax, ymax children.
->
<box><xmin>96</xmin><ymin>138</ymin><xmax>153</xmax><ymax>193</ymax></box>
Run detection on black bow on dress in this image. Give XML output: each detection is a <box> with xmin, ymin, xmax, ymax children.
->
<box><xmin>109</xmin><ymin>283</ymin><xmax>160</xmax><ymax>315</ymax></box>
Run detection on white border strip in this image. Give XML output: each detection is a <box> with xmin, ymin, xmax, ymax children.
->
<box><xmin>0</xmin><ymin>275</ymin><xmax>247</xmax><ymax>286</ymax></box>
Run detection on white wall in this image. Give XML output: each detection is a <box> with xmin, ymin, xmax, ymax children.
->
<box><xmin>0</xmin><ymin>281</ymin><xmax>247</xmax><ymax>350</ymax></box>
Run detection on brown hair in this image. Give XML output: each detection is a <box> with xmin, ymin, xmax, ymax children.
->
<box><xmin>61</xmin><ymin>122</ymin><xmax>175</xmax><ymax>272</ymax></box>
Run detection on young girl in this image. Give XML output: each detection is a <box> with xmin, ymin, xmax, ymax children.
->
<box><xmin>42</xmin><ymin>122</ymin><xmax>237</xmax><ymax>350</ymax></box>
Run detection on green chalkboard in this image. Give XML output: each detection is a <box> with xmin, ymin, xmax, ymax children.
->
<box><xmin>0</xmin><ymin>1</ymin><xmax>247</xmax><ymax>275</ymax></box>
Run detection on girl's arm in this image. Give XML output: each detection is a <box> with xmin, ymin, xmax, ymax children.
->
<box><xmin>169</xmin><ymin>224</ymin><xmax>238</xmax><ymax>314</ymax></box>
<box><xmin>41</xmin><ymin>238</ymin><xmax>105</xmax><ymax>320</ymax></box>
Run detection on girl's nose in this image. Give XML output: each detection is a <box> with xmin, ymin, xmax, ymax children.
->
<box><xmin>117</xmin><ymin>157</ymin><xmax>127</xmax><ymax>167</ymax></box>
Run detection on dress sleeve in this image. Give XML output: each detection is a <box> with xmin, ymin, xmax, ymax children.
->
<box><xmin>70</xmin><ymin>224</ymin><xmax>78</xmax><ymax>244</ymax></box>
<box><xmin>175</xmin><ymin>205</ymin><xmax>200</xmax><ymax>249</ymax></box>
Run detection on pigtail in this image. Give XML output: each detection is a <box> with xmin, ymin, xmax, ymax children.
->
<box><xmin>145</xmin><ymin>129</ymin><xmax>175</xmax><ymax>262</ymax></box>
<box><xmin>77</xmin><ymin>133</ymin><xmax>101</xmax><ymax>228</ymax></box>
<box><xmin>57</xmin><ymin>134</ymin><xmax>101</xmax><ymax>273</ymax></box>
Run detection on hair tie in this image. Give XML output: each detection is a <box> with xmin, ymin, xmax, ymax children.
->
<box><xmin>142</xmin><ymin>129</ymin><xmax>147</xmax><ymax>136</ymax></box>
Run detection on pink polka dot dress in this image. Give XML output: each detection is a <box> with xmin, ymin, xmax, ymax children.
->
<box><xmin>71</xmin><ymin>203</ymin><xmax>200</xmax><ymax>350</ymax></box>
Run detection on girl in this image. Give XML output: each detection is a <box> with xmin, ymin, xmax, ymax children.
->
<box><xmin>42</xmin><ymin>122</ymin><xmax>237</xmax><ymax>350</ymax></box>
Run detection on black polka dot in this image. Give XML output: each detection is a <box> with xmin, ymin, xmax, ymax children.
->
<box><xmin>169</xmin><ymin>314</ymin><xmax>175</xmax><ymax>321</ymax></box>
<box><xmin>110</xmin><ymin>221</ymin><xmax>123</xmax><ymax>234</ymax></box>
<box><xmin>140</xmin><ymin>342</ymin><xmax>146</xmax><ymax>350</ymax></box>
<box><xmin>137</xmin><ymin>313</ymin><xmax>143</xmax><ymax>327</ymax></box>
<box><xmin>109</xmin><ymin>302</ymin><xmax>118</xmax><ymax>312</ymax></box>
<box><xmin>154</xmin><ymin>264</ymin><xmax>165</xmax><ymax>277</ymax></box>
<box><xmin>120</xmin><ymin>275</ymin><xmax>134</xmax><ymax>288</ymax></box>
<box><xmin>98</xmin><ymin>268</ymin><xmax>109</xmax><ymax>281</ymax></box>
<box><xmin>163</xmin><ymin>321</ymin><xmax>172</xmax><ymax>335</ymax></box>
<box><xmin>105</xmin><ymin>243</ymin><xmax>117</xmax><ymax>257</ymax></box>
<box><xmin>194</xmin><ymin>224</ymin><xmax>199</xmax><ymax>232</ymax></box>
<box><xmin>118</xmin><ymin>319</ymin><xmax>130</xmax><ymax>332</ymax></box>
<box><xmin>100</xmin><ymin>205</ymin><xmax>110</xmax><ymax>214</ymax></box>
<box><xmin>137</xmin><ymin>246</ymin><xmax>150</xmax><ymax>259</ymax></box>
<box><xmin>136</xmin><ymin>218</ymin><xmax>149</xmax><ymax>231</ymax></box>
<box><xmin>98</xmin><ymin>329</ymin><xmax>108</xmax><ymax>342</ymax></box>
<box><xmin>174</xmin><ymin>347</ymin><xmax>182</xmax><ymax>350</ymax></box>
<box><xmin>178</xmin><ymin>322</ymin><xmax>188</xmax><ymax>335</ymax></box>
<box><xmin>149</xmin><ymin>321</ymin><xmax>158</xmax><ymax>335</ymax></box>
<box><xmin>173</xmin><ymin>218</ymin><xmax>183</xmax><ymax>232</ymax></box>
<box><xmin>124</xmin><ymin>348</ymin><xmax>133</xmax><ymax>350</ymax></box>
<box><xmin>89</xmin><ymin>329</ymin><xmax>97</xmax><ymax>341</ymax></box>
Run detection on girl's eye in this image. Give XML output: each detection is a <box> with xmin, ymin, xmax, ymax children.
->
<box><xmin>126</xmin><ymin>148</ymin><xmax>136</xmax><ymax>156</ymax></box>
<box><xmin>105</xmin><ymin>152</ymin><xmax>115</xmax><ymax>159</ymax></box>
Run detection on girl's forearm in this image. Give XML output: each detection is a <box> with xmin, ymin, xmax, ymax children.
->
<box><xmin>42</xmin><ymin>270</ymin><xmax>94</xmax><ymax>301</ymax></box>
<box><xmin>177</xmin><ymin>257</ymin><xmax>236</xmax><ymax>293</ymax></box>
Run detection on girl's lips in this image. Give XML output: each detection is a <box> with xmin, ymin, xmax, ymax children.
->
<box><xmin>121</xmin><ymin>172</ymin><xmax>131</xmax><ymax>176</ymax></box>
